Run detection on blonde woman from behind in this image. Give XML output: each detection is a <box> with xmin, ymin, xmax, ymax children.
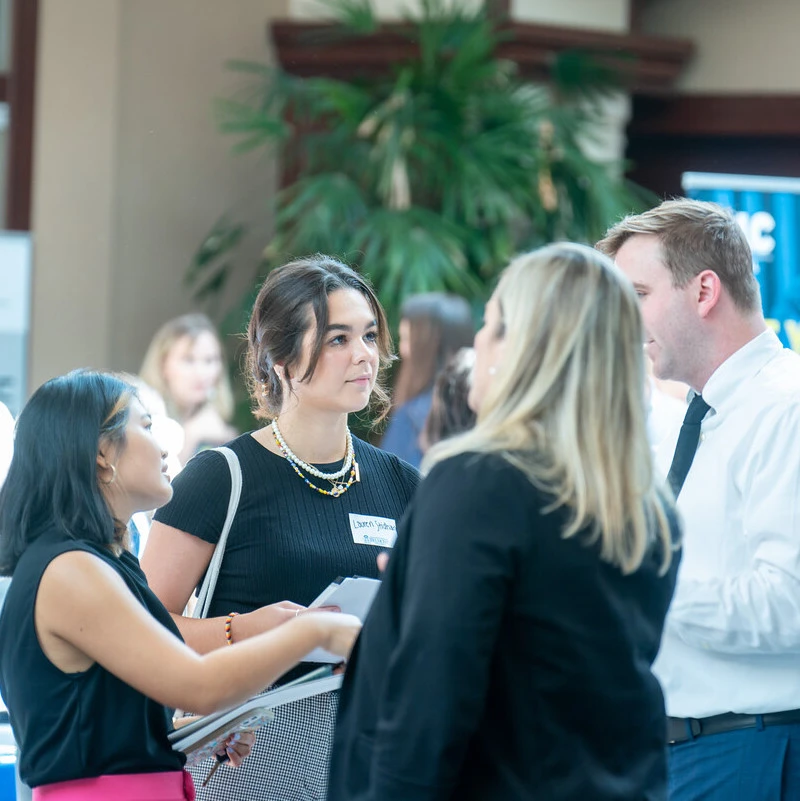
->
<box><xmin>329</xmin><ymin>243</ymin><xmax>680</xmax><ymax>801</ymax></box>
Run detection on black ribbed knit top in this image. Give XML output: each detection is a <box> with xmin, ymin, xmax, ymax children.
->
<box><xmin>153</xmin><ymin>432</ymin><xmax>419</xmax><ymax>618</ymax></box>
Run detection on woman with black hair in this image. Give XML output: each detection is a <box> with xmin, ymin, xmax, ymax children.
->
<box><xmin>419</xmin><ymin>347</ymin><xmax>476</xmax><ymax>453</ymax></box>
<box><xmin>0</xmin><ymin>371</ymin><xmax>360</xmax><ymax>801</ymax></box>
<box><xmin>381</xmin><ymin>293</ymin><xmax>474</xmax><ymax>468</ymax></box>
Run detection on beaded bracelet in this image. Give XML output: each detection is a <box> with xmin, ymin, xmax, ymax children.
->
<box><xmin>224</xmin><ymin>612</ymin><xmax>240</xmax><ymax>646</ymax></box>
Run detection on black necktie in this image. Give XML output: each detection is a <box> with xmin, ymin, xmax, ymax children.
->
<box><xmin>667</xmin><ymin>394</ymin><xmax>711</xmax><ymax>498</ymax></box>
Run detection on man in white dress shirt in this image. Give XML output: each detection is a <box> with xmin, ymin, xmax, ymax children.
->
<box><xmin>598</xmin><ymin>198</ymin><xmax>800</xmax><ymax>800</ymax></box>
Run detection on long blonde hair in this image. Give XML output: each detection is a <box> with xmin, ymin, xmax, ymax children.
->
<box><xmin>140</xmin><ymin>313</ymin><xmax>234</xmax><ymax>422</ymax></box>
<box><xmin>425</xmin><ymin>243</ymin><xmax>675</xmax><ymax>575</ymax></box>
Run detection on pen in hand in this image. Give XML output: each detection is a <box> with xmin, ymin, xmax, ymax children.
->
<box><xmin>201</xmin><ymin>731</ymin><xmax>250</xmax><ymax>787</ymax></box>
<box><xmin>201</xmin><ymin>751</ymin><xmax>228</xmax><ymax>788</ymax></box>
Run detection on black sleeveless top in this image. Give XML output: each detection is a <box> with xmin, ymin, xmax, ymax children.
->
<box><xmin>0</xmin><ymin>528</ymin><xmax>186</xmax><ymax>788</ymax></box>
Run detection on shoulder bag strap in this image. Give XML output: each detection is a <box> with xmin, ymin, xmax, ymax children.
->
<box><xmin>192</xmin><ymin>446</ymin><xmax>242</xmax><ymax>619</ymax></box>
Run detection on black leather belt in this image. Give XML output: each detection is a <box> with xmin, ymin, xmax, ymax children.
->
<box><xmin>668</xmin><ymin>709</ymin><xmax>800</xmax><ymax>745</ymax></box>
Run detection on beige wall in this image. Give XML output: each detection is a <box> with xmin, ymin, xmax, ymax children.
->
<box><xmin>31</xmin><ymin>0</ymin><xmax>122</xmax><ymax>383</ymax></box>
<box><xmin>641</xmin><ymin>0</ymin><xmax>800</xmax><ymax>92</ymax></box>
<box><xmin>30</xmin><ymin>0</ymin><xmax>286</xmax><ymax>389</ymax></box>
<box><xmin>30</xmin><ymin>0</ymin><xmax>634</xmax><ymax>391</ymax></box>
<box><xmin>512</xmin><ymin>0</ymin><xmax>629</xmax><ymax>32</ymax></box>
<box><xmin>291</xmin><ymin>0</ymin><xmax>482</xmax><ymax>18</ymax></box>
<box><xmin>291</xmin><ymin>0</ymin><xmax>629</xmax><ymax>31</ymax></box>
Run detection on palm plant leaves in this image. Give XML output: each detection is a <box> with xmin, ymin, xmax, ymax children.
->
<box><xmin>188</xmin><ymin>0</ymin><xmax>652</xmax><ymax>331</ymax></box>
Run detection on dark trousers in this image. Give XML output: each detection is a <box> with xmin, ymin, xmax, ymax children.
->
<box><xmin>668</xmin><ymin>722</ymin><xmax>800</xmax><ymax>800</ymax></box>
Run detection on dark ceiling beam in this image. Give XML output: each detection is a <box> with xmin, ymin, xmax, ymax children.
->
<box><xmin>270</xmin><ymin>20</ymin><xmax>694</xmax><ymax>93</ymax></box>
<box><xmin>630</xmin><ymin>94</ymin><xmax>800</xmax><ymax>137</ymax></box>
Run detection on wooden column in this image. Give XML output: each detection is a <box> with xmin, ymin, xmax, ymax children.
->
<box><xmin>5</xmin><ymin>0</ymin><xmax>38</xmax><ymax>231</ymax></box>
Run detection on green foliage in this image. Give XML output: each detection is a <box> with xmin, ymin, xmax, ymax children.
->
<box><xmin>189</xmin><ymin>0</ymin><xmax>652</xmax><ymax>377</ymax></box>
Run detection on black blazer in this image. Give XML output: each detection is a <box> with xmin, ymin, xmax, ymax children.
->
<box><xmin>329</xmin><ymin>452</ymin><xmax>679</xmax><ymax>801</ymax></box>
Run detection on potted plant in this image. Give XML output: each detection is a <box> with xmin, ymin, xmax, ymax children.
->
<box><xmin>189</xmin><ymin>0</ymin><xmax>652</xmax><ymax>425</ymax></box>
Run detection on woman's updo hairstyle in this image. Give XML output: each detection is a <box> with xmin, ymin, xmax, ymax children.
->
<box><xmin>246</xmin><ymin>255</ymin><xmax>393</xmax><ymax>420</ymax></box>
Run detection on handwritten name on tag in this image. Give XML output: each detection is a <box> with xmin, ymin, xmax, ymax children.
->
<box><xmin>349</xmin><ymin>513</ymin><xmax>397</xmax><ymax>548</ymax></box>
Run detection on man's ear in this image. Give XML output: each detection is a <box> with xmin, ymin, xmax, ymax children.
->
<box><xmin>696</xmin><ymin>270</ymin><xmax>722</xmax><ymax>318</ymax></box>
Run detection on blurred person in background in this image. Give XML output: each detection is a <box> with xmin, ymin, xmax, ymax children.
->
<box><xmin>329</xmin><ymin>243</ymin><xmax>680</xmax><ymax>801</ymax></box>
<box><xmin>381</xmin><ymin>293</ymin><xmax>473</xmax><ymax>469</ymax></box>
<box><xmin>0</xmin><ymin>402</ymin><xmax>21</xmax><ymax>801</ymax></box>
<box><xmin>0</xmin><ymin>402</ymin><xmax>13</xmax><ymax>489</ymax></box>
<box><xmin>418</xmin><ymin>347</ymin><xmax>476</xmax><ymax>453</ymax></box>
<box><xmin>645</xmin><ymin>358</ymin><xmax>688</xmax><ymax>452</ymax></box>
<box><xmin>140</xmin><ymin>314</ymin><xmax>237</xmax><ymax>465</ymax></box>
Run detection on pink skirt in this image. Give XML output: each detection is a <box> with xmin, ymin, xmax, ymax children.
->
<box><xmin>32</xmin><ymin>770</ymin><xmax>195</xmax><ymax>801</ymax></box>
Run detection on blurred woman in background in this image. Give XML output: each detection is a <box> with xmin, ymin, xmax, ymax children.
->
<box><xmin>0</xmin><ymin>402</ymin><xmax>13</xmax><ymax>489</ymax></box>
<box><xmin>418</xmin><ymin>347</ymin><xmax>476</xmax><ymax>454</ymax></box>
<box><xmin>140</xmin><ymin>314</ymin><xmax>237</xmax><ymax>464</ymax></box>
<box><xmin>381</xmin><ymin>293</ymin><xmax>474</xmax><ymax>469</ymax></box>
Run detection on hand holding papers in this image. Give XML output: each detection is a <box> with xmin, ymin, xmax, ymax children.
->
<box><xmin>303</xmin><ymin>576</ymin><xmax>381</xmax><ymax>662</ymax></box>
<box><xmin>170</xmin><ymin>668</ymin><xmax>342</xmax><ymax>766</ymax></box>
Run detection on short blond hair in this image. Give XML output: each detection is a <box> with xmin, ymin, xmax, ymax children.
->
<box><xmin>597</xmin><ymin>198</ymin><xmax>760</xmax><ymax>312</ymax></box>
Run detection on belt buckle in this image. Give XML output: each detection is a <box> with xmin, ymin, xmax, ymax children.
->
<box><xmin>668</xmin><ymin>717</ymin><xmax>702</xmax><ymax>745</ymax></box>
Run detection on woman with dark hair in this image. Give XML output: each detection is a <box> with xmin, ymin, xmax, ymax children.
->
<box><xmin>329</xmin><ymin>244</ymin><xmax>680</xmax><ymax>800</ymax></box>
<box><xmin>419</xmin><ymin>347</ymin><xmax>476</xmax><ymax>453</ymax></box>
<box><xmin>0</xmin><ymin>371</ymin><xmax>361</xmax><ymax>801</ymax></box>
<box><xmin>141</xmin><ymin>256</ymin><xmax>419</xmax><ymax>801</ymax></box>
<box><xmin>381</xmin><ymin>293</ymin><xmax>474</xmax><ymax>468</ymax></box>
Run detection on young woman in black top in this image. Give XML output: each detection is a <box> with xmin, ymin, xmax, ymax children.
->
<box><xmin>142</xmin><ymin>257</ymin><xmax>419</xmax><ymax>800</ymax></box>
<box><xmin>0</xmin><ymin>371</ymin><xmax>360</xmax><ymax>801</ymax></box>
<box><xmin>329</xmin><ymin>243</ymin><xmax>681</xmax><ymax>801</ymax></box>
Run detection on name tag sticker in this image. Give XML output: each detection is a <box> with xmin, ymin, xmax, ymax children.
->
<box><xmin>349</xmin><ymin>513</ymin><xmax>397</xmax><ymax>548</ymax></box>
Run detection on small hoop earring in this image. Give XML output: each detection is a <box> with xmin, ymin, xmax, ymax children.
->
<box><xmin>100</xmin><ymin>464</ymin><xmax>117</xmax><ymax>486</ymax></box>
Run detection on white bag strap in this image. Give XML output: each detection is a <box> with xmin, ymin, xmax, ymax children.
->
<box><xmin>192</xmin><ymin>446</ymin><xmax>242</xmax><ymax>619</ymax></box>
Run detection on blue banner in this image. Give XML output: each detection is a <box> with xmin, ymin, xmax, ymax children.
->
<box><xmin>682</xmin><ymin>172</ymin><xmax>800</xmax><ymax>353</ymax></box>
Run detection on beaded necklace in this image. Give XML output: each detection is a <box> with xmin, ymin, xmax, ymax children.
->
<box><xmin>271</xmin><ymin>420</ymin><xmax>353</xmax><ymax>479</ymax></box>
<box><xmin>271</xmin><ymin>419</ymin><xmax>360</xmax><ymax>497</ymax></box>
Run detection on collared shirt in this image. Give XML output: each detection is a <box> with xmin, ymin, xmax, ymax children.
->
<box><xmin>653</xmin><ymin>329</ymin><xmax>800</xmax><ymax>717</ymax></box>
